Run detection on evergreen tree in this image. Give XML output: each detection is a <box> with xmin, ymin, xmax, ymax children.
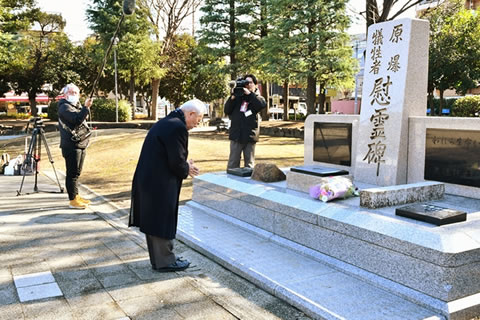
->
<box><xmin>198</xmin><ymin>0</ymin><xmax>252</xmax><ymax>80</ymax></box>
<box><xmin>263</xmin><ymin>0</ymin><xmax>356</xmax><ymax>114</ymax></box>
<box><xmin>423</xmin><ymin>0</ymin><xmax>480</xmax><ymax>114</ymax></box>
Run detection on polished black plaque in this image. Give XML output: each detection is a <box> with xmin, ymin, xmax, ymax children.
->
<box><xmin>396</xmin><ymin>203</ymin><xmax>466</xmax><ymax>226</ymax></box>
<box><xmin>313</xmin><ymin>122</ymin><xmax>352</xmax><ymax>166</ymax></box>
<box><xmin>425</xmin><ymin>129</ymin><xmax>480</xmax><ymax>188</ymax></box>
<box><xmin>227</xmin><ymin>167</ymin><xmax>253</xmax><ymax>177</ymax></box>
<box><xmin>290</xmin><ymin>165</ymin><xmax>349</xmax><ymax>177</ymax></box>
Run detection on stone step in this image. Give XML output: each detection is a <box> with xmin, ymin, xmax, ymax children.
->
<box><xmin>177</xmin><ymin>202</ymin><xmax>443</xmax><ymax>320</ymax></box>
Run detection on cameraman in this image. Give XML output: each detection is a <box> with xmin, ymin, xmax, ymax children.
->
<box><xmin>224</xmin><ymin>74</ymin><xmax>266</xmax><ymax>169</ymax></box>
<box><xmin>58</xmin><ymin>83</ymin><xmax>92</xmax><ymax>209</ymax></box>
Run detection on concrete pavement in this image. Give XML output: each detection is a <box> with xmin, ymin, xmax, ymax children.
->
<box><xmin>0</xmin><ymin>172</ymin><xmax>310</xmax><ymax>320</ymax></box>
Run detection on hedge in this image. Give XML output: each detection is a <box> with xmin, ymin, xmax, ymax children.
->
<box><xmin>452</xmin><ymin>95</ymin><xmax>480</xmax><ymax>117</ymax></box>
<box><xmin>49</xmin><ymin>98</ymin><xmax>132</xmax><ymax>122</ymax></box>
<box><xmin>91</xmin><ymin>98</ymin><xmax>132</xmax><ymax>122</ymax></box>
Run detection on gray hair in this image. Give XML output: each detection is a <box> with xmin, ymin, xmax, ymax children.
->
<box><xmin>179</xmin><ymin>99</ymin><xmax>206</xmax><ymax>115</ymax></box>
<box><xmin>61</xmin><ymin>83</ymin><xmax>80</xmax><ymax>95</ymax></box>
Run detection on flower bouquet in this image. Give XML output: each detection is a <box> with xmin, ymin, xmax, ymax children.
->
<box><xmin>309</xmin><ymin>176</ymin><xmax>359</xmax><ymax>202</ymax></box>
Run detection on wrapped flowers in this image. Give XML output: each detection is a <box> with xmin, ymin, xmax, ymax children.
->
<box><xmin>309</xmin><ymin>176</ymin><xmax>359</xmax><ymax>202</ymax></box>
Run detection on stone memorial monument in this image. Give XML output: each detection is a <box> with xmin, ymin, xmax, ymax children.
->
<box><xmin>354</xmin><ymin>18</ymin><xmax>429</xmax><ymax>186</ymax></box>
<box><xmin>178</xmin><ymin>18</ymin><xmax>480</xmax><ymax>320</ymax></box>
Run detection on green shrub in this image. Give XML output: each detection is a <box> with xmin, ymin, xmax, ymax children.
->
<box><xmin>14</xmin><ymin>113</ymin><xmax>31</xmax><ymax>119</ymax></box>
<box><xmin>452</xmin><ymin>96</ymin><xmax>480</xmax><ymax>117</ymax></box>
<box><xmin>90</xmin><ymin>98</ymin><xmax>132</xmax><ymax>122</ymax></box>
<box><xmin>0</xmin><ymin>113</ymin><xmax>22</xmax><ymax>119</ymax></box>
<box><xmin>288</xmin><ymin>114</ymin><xmax>306</xmax><ymax>121</ymax></box>
<box><xmin>48</xmin><ymin>101</ymin><xmax>59</xmax><ymax>121</ymax></box>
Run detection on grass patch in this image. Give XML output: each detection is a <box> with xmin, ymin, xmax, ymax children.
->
<box><xmin>1</xmin><ymin>128</ymin><xmax>304</xmax><ymax>209</ymax></box>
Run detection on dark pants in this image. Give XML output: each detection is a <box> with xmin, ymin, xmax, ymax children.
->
<box><xmin>227</xmin><ymin>140</ymin><xmax>256</xmax><ymax>169</ymax></box>
<box><xmin>61</xmin><ymin>148</ymin><xmax>86</xmax><ymax>201</ymax></box>
<box><xmin>146</xmin><ymin>235</ymin><xmax>176</xmax><ymax>268</ymax></box>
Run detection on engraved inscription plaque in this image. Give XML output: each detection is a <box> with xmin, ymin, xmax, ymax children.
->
<box><xmin>425</xmin><ymin>128</ymin><xmax>480</xmax><ymax>188</ymax></box>
<box><xmin>396</xmin><ymin>203</ymin><xmax>466</xmax><ymax>226</ymax></box>
<box><xmin>313</xmin><ymin>122</ymin><xmax>352</xmax><ymax>166</ymax></box>
<box><xmin>290</xmin><ymin>165</ymin><xmax>349</xmax><ymax>177</ymax></box>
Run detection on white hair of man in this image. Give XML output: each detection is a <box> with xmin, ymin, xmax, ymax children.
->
<box><xmin>62</xmin><ymin>83</ymin><xmax>80</xmax><ymax>95</ymax></box>
<box><xmin>179</xmin><ymin>99</ymin><xmax>206</xmax><ymax>115</ymax></box>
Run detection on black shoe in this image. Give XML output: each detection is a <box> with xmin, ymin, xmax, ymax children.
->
<box><xmin>153</xmin><ymin>258</ymin><xmax>190</xmax><ymax>272</ymax></box>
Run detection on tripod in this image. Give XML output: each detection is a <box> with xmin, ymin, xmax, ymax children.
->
<box><xmin>17</xmin><ymin>117</ymin><xmax>64</xmax><ymax>195</ymax></box>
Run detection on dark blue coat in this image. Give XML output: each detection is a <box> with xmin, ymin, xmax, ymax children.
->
<box><xmin>129</xmin><ymin>109</ymin><xmax>189</xmax><ymax>239</ymax></box>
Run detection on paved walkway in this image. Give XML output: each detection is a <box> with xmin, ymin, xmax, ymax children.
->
<box><xmin>0</xmin><ymin>173</ymin><xmax>309</xmax><ymax>320</ymax></box>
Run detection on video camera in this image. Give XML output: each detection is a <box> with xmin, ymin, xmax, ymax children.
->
<box><xmin>30</xmin><ymin>117</ymin><xmax>44</xmax><ymax>128</ymax></box>
<box><xmin>232</xmin><ymin>79</ymin><xmax>250</xmax><ymax>97</ymax></box>
<box><xmin>25</xmin><ymin>117</ymin><xmax>44</xmax><ymax>133</ymax></box>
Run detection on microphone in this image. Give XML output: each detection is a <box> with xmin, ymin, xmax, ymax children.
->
<box><xmin>123</xmin><ymin>0</ymin><xmax>136</xmax><ymax>15</ymax></box>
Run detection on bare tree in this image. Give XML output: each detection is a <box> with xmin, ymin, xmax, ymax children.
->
<box><xmin>138</xmin><ymin>0</ymin><xmax>202</xmax><ymax>119</ymax></box>
<box><xmin>365</xmin><ymin>0</ymin><xmax>425</xmax><ymax>32</ymax></box>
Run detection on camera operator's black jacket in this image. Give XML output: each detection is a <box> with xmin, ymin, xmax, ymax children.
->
<box><xmin>224</xmin><ymin>91</ymin><xmax>266</xmax><ymax>144</ymax></box>
<box><xmin>58</xmin><ymin>99</ymin><xmax>90</xmax><ymax>149</ymax></box>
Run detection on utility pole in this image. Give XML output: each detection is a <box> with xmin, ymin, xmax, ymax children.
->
<box><xmin>113</xmin><ymin>37</ymin><xmax>119</xmax><ymax>123</ymax></box>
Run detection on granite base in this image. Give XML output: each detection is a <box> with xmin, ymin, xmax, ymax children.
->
<box><xmin>191</xmin><ymin>171</ymin><xmax>480</xmax><ymax>319</ymax></box>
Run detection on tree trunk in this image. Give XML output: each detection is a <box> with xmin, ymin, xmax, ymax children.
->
<box><xmin>151</xmin><ymin>78</ymin><xmax>160</xmax><ymax>120</ymax></box>
<box><xmin>306</xmin><ymin>75</ymin><xmax>316</xmax><ymax>115</ymax></box>
<box><xmin>439</xmin><ymin>89</ymin><xmax>444</xmax><ymax>116</ymax></box>
<box><xmin>427</xmin><ymin>91</ymin><xmax>434</xmax><ymax>115</ymax></box>
<box><xmin>28</xmin><ymin>90</ymin><xmax>37</xmax><ymax>117</ymax></box>
<box><xmin>229</xmin><ymin>0</ymin><xmax>236</xmax><ymax>79</ymax></box>
<box><xmin>259</xmin><ymin>80</ymin><xmax>269</xmax><ymax>121</ymax></box>
<box><xmin>318</xmin><ymin>84</ymin><xmax>326</xmax><ymax>114</ymax></box>
<box><xmin>282</xmin><ymin>80</ymin><xmax>289</xmax><ymax>121</ymax></box>
<box><xmin>130</xmin><ymin>68</ymin><xmax>136</xmax><ymax>119</ymax></box>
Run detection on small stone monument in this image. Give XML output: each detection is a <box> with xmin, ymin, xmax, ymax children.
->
<box><xmin>251</xmin><ymin>163</ymin><xmax>286</xmax><ymax>182</ymax></box>
<box><xmin>354</xmin><ymin>18</ymin><xmax>429</xmax><ymax>186</ymax></box>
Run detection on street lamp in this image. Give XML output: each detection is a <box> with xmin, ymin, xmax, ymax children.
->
<box><xmin>112</xmin><ymin>37</ymin><xmax>119</xmax><ymax>123</ymax></box>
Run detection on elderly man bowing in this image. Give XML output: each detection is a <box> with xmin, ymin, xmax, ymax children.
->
<box><xmin>129</xmin><ymin>99</ymin><xmax>205</xmax><ymax>272</ymax></box>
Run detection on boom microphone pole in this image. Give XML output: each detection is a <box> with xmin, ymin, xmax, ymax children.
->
<box><xmin>88</xmin><ymin>0</ymin><xmax>136</xmax><ymax>100</ymax></box>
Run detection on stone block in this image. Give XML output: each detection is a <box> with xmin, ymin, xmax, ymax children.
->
<box><xmin>191</xmin><ymin>171</ymin><xmax>480</xmax><ymax>304</ymax></box>
<box><xmin>192</xmin><ymin>185</ymin><xmax>276</xmax><ymax>232</ymax></box>
<box><xmin>360</xmin><ymin>181</ymin><xmax>445</xmax><ymax>209</ymax></box>
<box><xmin>286</xmin><ymin>171</ymin><xmax>353</xmax><ymax>194</ymax></box>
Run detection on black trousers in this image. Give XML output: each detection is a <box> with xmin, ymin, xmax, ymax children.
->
<box><xmin>146</xmin><ymin>235</ymin><xmax>176</xmax><ymax>268</ymax></box>
<box><xmin>61</xmin><ymin>148</ymin><xmax>86</xmax><ymax>201</ymax></box>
